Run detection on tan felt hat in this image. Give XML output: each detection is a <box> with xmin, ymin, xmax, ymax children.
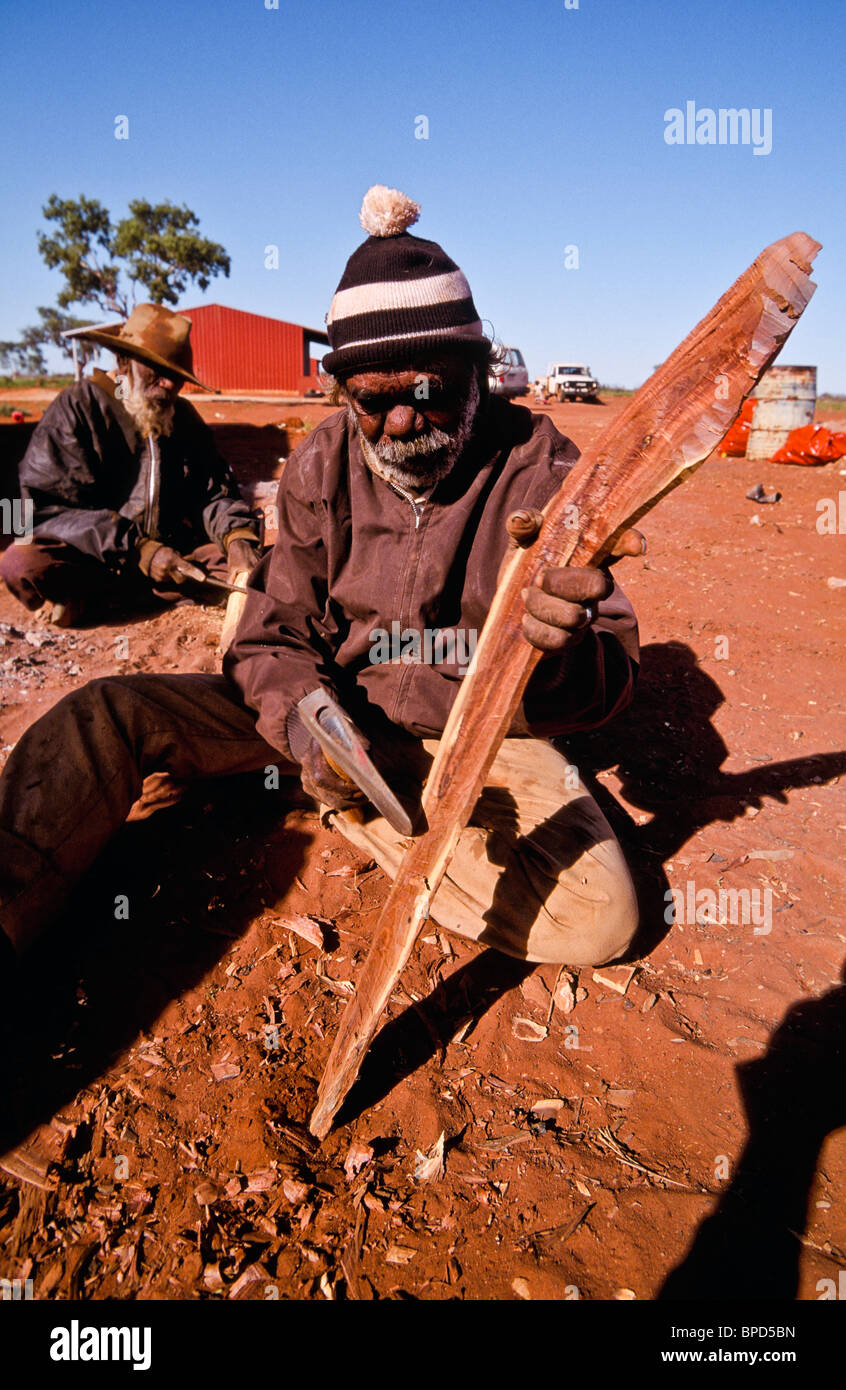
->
<box><xmin>76</xmin><ymin>303</ymin><xmax>216</xmax><ymax>392</ymax></box>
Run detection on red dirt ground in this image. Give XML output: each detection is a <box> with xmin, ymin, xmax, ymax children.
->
<box><xmin>0</xmin><ymin>393</ymin><xmax>844</xmax><ymax>1302</ymax></box>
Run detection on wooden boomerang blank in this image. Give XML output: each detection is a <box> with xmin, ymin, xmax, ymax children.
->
<box><xmin>309</xmin><ymin>231</ymin><xmax>821</xmax><ymax>1139</ymax></box>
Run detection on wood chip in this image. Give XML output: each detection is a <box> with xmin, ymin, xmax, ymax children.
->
<box><xmin>124</xmin><ymin>1184</ymin><xmax>154</xmax><ymax>1216</ymax></box>
<box><xmin>554</xmin><ymin>978</ymin><xmax>577</xmax><ymax>1013</ymax></box>
<box><xmin>385</xmin><ymin>1244</ymin><xmax>417</xmax><ymax>1265</ymax></box>
<box><xmin>344</xmin><ymin>1141</ymin><xmax>375</xmax><ymax>1181</ymax></box>
<box><xmin>229</xmin><ymin>1262</ymin><xmax>271</xmax><ymax>1299</ymax></box>
<box><xmin>413</xmin><ymin>1131</ymin><xmax>445</xmax><ymax>1183</ymax></box>
<box><xmin>203</xmin><ymin>1262</ymin><xmax>226</xmax><ymax>1291</ymax></box>
<box><xmin>210</xmin><ymin>1061</ymin><xmax>241</xmax><ymax>1082</ymax></box>
<box><xmin>245</xmin><ymin>1167</ymin><xmax>276</xmax><ymax>1193</ymax></box>
<box><xmin>320</xmin><ymin>975</ymin><xmax>355</xmax><ymax>997</ymax></box>
<box><xmin>530</xmin><ymin>1098</ymin><xmax>565</xmax><ymax>1120</ymax></box>
<box><xmin>592</xmin><ymin>1126</ymin><xmax>684</xmax><ymax>1187</ymax></box>
<box><xmin>281</xmin><ymin>1178</ymin><xmax>311</xmax><ymax>1205</ymax></box>
<box><xmin>606</xmin><ymin>1089</ymin><xmax>636</xmax><ymax>1108</ymax></box>
<box><xmin>273</xmin><ymin>914</ymin><xmax>329</xmax><ymax>949</ymax></box>
<box><xmin>451</xmin><ymin>1018</ymin><xmax>473</xmax><ymax>1045</ymax></box>
<box><xmin>592</xmin><ymin>965</ymin><xmax>637</xmax><ymax>996</ymax></box>
<box><xmin>0</xmin><ymin>1148</ymin><xmax>57</xmax><ymax>1191</ymax></box>
<box><xmin>38</xmin><ymin>1261</ymin><xmax>64</xmax><ymax>1298</ymax></box>
<box><xmin>519</xmin><ymin>974</ymin><xmax>551</xmax><ymax>1011</ymax></box>
<box><xmin>512</xmin><ymin>1017</ymin><xmax>549</xmax><ymax>1043</ymax></box>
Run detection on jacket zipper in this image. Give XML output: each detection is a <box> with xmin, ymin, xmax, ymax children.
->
<box><xmin>143</xmin><ymin>436</ymin><xmax>161</xmax><ymax>538</ymax></box>
<box><xmin>389</xmin><ymin>479</ymin><xmax>427</xmax><ymax>529</ymax></box>
<box><xmin>386</xmin><ymin>479</ymin><xmax>431</xmax><ymax>724</ymax></box>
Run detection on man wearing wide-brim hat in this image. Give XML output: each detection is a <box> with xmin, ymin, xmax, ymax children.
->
<box><xmin>0</xmin><ymin>303</ymin><xmax>261</xmax><ymax>626</ymax></box>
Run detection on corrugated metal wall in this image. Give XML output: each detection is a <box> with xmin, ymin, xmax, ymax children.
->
<box><xmin>182</xmin><ymin>304</ymin><xmax>328</xmax><ymax>392</ymax></box>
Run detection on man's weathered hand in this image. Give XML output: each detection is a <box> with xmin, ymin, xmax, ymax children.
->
<box><xmin>522</xmin><ymin>566</ymin><xmax>612</xmax><ymax>652</ymax></box>
<box><xmin>148</xmin><ymin>544</ymin><xmax>191</xmax><ymax>585</ymax></box>
<box><xmin>226</xmin><ymin>538</ymin><xmax>259</xmax><ymax>581</ymax></box>
<box><xmin>502</xmin><ymin>510</ymin><xmax>645</xmax><ymax>654</ymax></box>
<box><xmin>127</xmin><ymin>771</ymin><xmax>187</xmax><ymax>822</ymax></box>
<box><xmin>299</xmin><ymin>737</ymin><xmax>367</xmax><ymax>811</ymax></box>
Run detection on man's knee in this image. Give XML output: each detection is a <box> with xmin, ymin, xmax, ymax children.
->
<box><xmin>540</xmin><ymin>845</ymin><xmax>639</xmax><ymax>967</ymax></box>
<box><xmin>0</xmin><ymin>541</ymin><xmax>42</xmax><ymax>597</ymax></box>
<box><xmin>9</xmin><ymin>678</ymin><xmax>146</xmax><ymax>772</ymax></box>
<box><xmin>55</xmin><ymin>675</ymin><xmax>134</xmax><ymax>725</ymax></box>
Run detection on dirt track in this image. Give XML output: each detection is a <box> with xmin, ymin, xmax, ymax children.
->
<box><xmin>1</xmin><ymin>395</ymin><xmax>844</xmax><ymax>1301</ymax></box>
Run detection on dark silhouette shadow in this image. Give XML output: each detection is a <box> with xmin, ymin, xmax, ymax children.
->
<box><xmin>560</xmin><ymin>641</ymin><xmax>845</xmax><ymax>959</ymax></box>
<box><xmin>0</xmin><ymin>773</ymin><xmax>311</xmax><ymax>1157</ymax></box>
<box><xmin>659</xmin><ymin>960</ymin><xmax>846</xmax><ymax>1299</ymax></box>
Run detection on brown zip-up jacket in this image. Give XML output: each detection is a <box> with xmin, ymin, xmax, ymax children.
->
<box><xmin>224</xmin><ymin>396</ymin><xmax>638</xmax><ymax>761</ymax></box>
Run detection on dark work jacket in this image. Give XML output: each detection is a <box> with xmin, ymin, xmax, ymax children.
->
<box><xmin>19</xmin><ymin>372</ymin><xmax>259</xmax><ymax>567</ymax></box>
<box><xmin>224</xmin><ymin>396</ymin><xmax>639</xmax><ymax>759</ymax></box>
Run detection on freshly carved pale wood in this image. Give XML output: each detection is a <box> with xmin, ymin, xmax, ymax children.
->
<box><xmin>310</xmin><ymin>232</ymin><xmax>821</xmax><ymax>1138</ymax></box>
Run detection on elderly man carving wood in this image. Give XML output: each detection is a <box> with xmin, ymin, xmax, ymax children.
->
<box><xmin>0</xmin><ymin>304</ymin><xmax>261</xmax><ymax>626</ymax></box>
<box><xmin>0</xmin><ymin>187</ymin><xmax>641</xmax><ymax>970</ymax></box>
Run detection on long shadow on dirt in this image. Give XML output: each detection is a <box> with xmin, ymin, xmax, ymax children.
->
<box><xmin>659</xmin><ymin>963</ymin><xmax>846</xmax><ymax>1299</ymax></box>
<box><xmin>563</xmin><ymin>640</ymin><xmax>846</xmax><ymax>960</ymax></box>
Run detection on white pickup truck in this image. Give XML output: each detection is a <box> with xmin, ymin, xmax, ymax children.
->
<box><xmin>544</xmin><ymin>362</ymin><xmax>600</xmax><ymax>403</ymax></box>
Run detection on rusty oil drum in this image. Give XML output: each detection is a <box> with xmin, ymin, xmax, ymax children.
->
<box><xmin>746</xmin><ymin>364</ymin><xmax>816</xmax><ymax>460</ymax></box>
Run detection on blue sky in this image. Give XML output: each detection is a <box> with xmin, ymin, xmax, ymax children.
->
<box><xmin>2</xmin><ymin>0</ymin><xmax>843</xmax><ymax>389</ymax></box>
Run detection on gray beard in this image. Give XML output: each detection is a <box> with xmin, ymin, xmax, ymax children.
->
<box><xmin>120</xmin><ymin>379</ymin><xmax>175</xmax><ymax>440</ymax></box>
<box><xmin>353</xmin><ymin>372</ymin><xmax>480</xmax><ymax>493</ymax></box>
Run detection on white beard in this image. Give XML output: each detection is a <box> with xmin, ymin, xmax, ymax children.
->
<box><xmin>353</xmin><ymin>372</ymin><xmax>481</xmax><ymax>493</ymax></box>
<box><xmin>118</xmin><ymin>376</ymin><xmax>175</xmax><ymax>439</ymax></box>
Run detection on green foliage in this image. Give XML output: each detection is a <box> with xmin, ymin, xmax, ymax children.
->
<box><xmin>38</xmin><ymin>195</ymin><xmax>122</xmax><ymax>314</ymax></box>
<box><xmin>36</xmin><ymin>307</ymin><xmax>99</xmax><ymax>368</ymax></box>
<box><xmin>0</xmin><ymin>375</ymin><xmax>73</xmax><ymax>389</ymax></box>
<box><xmin>111</xmin><ymin>200</ymin><xmax>231</xmax><ymax>307</ymax></box>
<box><xmin>0</xmin><ymin>326</ymin><xmax>47</xmax><ymax>375</ymax></box>
<box><xmin>3</xmin><ymin>194</ymin><xmax>230</xmax><ymax>375</ymax></box>
<box><xmin>37</xmin><ymin>194</ymin><xmax>230</xmax><ymax>317</ymax></box>
<box><xmin>0</xmin><ymin>308</ymin><xmax>96</xmax><ymax>375</ymax></box>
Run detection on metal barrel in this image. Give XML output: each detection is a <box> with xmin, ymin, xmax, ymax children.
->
<box><xmin>746</xmin><ymin>364</ymin><xmax>816</xmax><ymax>460</ymax></box>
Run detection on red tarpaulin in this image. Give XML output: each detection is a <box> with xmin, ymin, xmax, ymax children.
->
<box><xmin>717</xmin><ymin>398</ymin><xmax>755</xmax><ymax>456</ymax></box>
<box><xmin>771</xmin><ymin>424</ymin><xmax>846</xmax><ymax>466</ymax></box>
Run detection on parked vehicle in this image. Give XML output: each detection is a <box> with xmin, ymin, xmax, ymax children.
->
<box><xmin>544</xmin><ymin>362</ymin><xmax>600</xmax><ymax>402</ymax></box>
<box><xmin>490</xmin><ymin>346</ymin><xmax>529</xmax><ymax>398</ymax></box>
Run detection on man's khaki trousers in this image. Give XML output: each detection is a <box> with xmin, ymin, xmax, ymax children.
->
<box><xmin>332</xmin><ymin>737</ymin><xmax>637</xmax><ymax>966</ymax></box>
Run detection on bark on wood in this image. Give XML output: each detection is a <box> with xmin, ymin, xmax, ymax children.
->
<box><xmin>310</xmin><ymin>231</ymin><xmax>821</xmax><ymax>1138</ymax></box>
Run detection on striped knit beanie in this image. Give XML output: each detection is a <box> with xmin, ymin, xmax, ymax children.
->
<box><xmin>322</xmin><ymin>185</ymin><xmax>490</xmax><ymax>377</ymax></box>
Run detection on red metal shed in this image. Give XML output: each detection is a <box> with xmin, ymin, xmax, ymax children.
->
<box><xmin>181</xmin><ymin>304</ymin><xmax>329</xmax><ymax>394</ymax></box>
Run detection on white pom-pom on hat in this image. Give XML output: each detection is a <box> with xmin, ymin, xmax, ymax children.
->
<box><xmin>359</xmin><ymin>185</ymin><xmax>421</xmax><ymax>238</ymax></box>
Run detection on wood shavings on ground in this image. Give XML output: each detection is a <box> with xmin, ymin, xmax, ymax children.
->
<box><xmin>413</xmin><ymin>1132</ymin><xmax>445</xmax><ymax>1183</ymax></box>
<box><xmin>1</xmin><ymin>395</ymin><xmax>844</xmax><ymax>1301</ymax></box>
